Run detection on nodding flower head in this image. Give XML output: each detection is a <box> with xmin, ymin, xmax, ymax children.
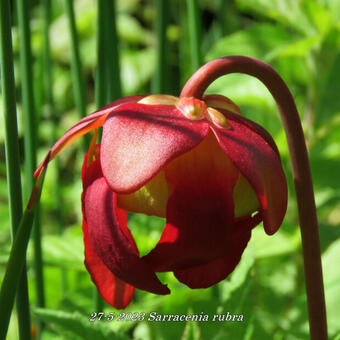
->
<box><xmin>36</xmin><ymin>90</ymin><xmax>287</xmax><ymax>309</ymax></box>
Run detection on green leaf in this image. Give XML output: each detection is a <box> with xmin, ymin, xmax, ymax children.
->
<box><xmin>250</xmin><ymin>227</ymin><xmax>300</xmax><ymax>259</ymax></box>
<box><xmin>117</xmin><ymin>14</ymin><xmax>153</xmax><ymax>45</ymax></box>
<box><xmin>322</xmin><ymin>238</ymin><xmax>340</xmax><ymax>335</ymax></box>
<box><xmin>220</xmin><ymin>243</ymin><xmax>255</xmax><ymax>302</ymax></box>
<box><xmin>267</xmin><ymin>36</ymin><xmax>321</xmax><ymax>60</ymax></box>
<box><xmin>34</xmin><ymin>308</ymin><xmax>129</xmax><ymax>340</ymax></box>
<box><xmin>181</xmin><ymin>311</ymin><xmax>201</xmax><ymax>340</ymax></box>
<box><xmin>235</xmin><ymin>0</ymin><xmax>317</xmax><ymax>36</ymax></box>
<box><xmin>121</xmin><ymin>48</ymin><xmax>156</xmax><ymax>94</ymax></box>
<box><xmin>36</xmin><ymin>233</ymin><xmax>84</xmax><ymax>269</ymax></box>
<box><xmin>315</xmin><ymin>51</ymin><xmax>340</xmax><ymax>125</ymax></box>
<box><xmin>206</xmin><ymin>23</ymin><xmax>294</xmax><ymax>62</ymax></box>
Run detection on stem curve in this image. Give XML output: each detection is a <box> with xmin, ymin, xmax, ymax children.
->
<box><xmin>181</xmin><ymin>56</ymin><xmax>327</xmax><ymax>340</ymax></box>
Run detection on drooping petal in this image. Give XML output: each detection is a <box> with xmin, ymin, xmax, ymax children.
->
<box><xmin>81</xmin><ymin>143</ymin><xmax>136</xmax><ymax>308</ymax></box>
<box><xmin>84</xmin><ymin>176</ymin><xmax>170</xmax><ymax>295</ymax></box>
<box><xmin>101</xmin><ymin>103</ymin><xmax>210</xmax><ymax>194</ymax></box>
<box><xmin>174</xmin><ymin>214</ymin><xmax>261</xmax><ymax>288</ymax></box>
<box><xmin>35</xmin><ymin>95</ymin><xmax>146</xmax><ymax>178</ymax></box>
<box><xmin>82</xmin><ymin>218</ymin><xmax>135</xmax><ymax>309</ymax></box>
<box><xmin>81</xmin><ymin>143</ymin><xmax>169</xmax><ymax>296</ymax></box>
<box><xmin>143</xmin><ymin>133</ymin><xmax>240</xmax><ymax>271</ymax></box>
<box><xmin>211</xmin><ymin>112</ymin><xmax>287</xmax><ymax>235</ymax></box>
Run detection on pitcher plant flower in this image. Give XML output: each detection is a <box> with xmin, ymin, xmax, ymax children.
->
<box><xmin>35</xmin><ymin>60</ymin><xmax>288</xmax><ymax>309</ymax></box>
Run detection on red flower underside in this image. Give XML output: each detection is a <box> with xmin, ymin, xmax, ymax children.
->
<box><xmin>82</xmin><ymin>149</ymin><xmax>169</xmax><ymax>297</ymax></box>
<box><xmin>80</xmin><ymin>99</ymin><xmax>286</xmax><ymax>301</ymax></box>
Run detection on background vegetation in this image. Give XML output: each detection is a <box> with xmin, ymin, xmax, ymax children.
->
<box><xmin>1</xmin><ymin>0</ymin><xmax>340</xmax><ymax>339</ymax></box>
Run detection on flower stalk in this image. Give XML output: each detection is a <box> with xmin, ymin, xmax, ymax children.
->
<box><xmin>180</xmin><ymin>56</ymin><xmax>328</xmax><ymax>340</ymax></box>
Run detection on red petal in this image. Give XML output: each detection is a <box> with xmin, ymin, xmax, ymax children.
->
<box><xmin>82</xmin><ymin>218</ymin><xmax>135</xmax><ymax>309</ymax></box>
<box><xmin>83</xmin><ymin>176</ymin><xmax>170</xmax><ymax>295</ymax></box>
<box><xmin>101</xmin><ymin>103</ymin><xmax>210</xmax><ymax>193</ymax></box>
<box><xmin>143</xmin><ymin>132</ymin><xmax>240</xmax><ymax>271</ymax></box>
<box><xmin>143</xmin><ymin>185</ymin><xmax>235</xmax><ymax>271</ymax></box>
<box><xmin>174</xmin><ymin>214</ymin><xmax>261</xmax><ymax>288</ymax></box>
<box><xmin>211</xmin><ymin>113</ymin><xmax>287</xmax><ymax>235</ymax></box>
<box><xmin>34</xmin><ymin>95</ymin><xmax>145</xmax><ymax>178</ymax></box>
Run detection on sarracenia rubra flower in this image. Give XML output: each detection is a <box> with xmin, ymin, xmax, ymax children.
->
<box><xmin>35</xmin><ymin>92</ymin><xmax>287</xmax><ymax>309</ymax></box>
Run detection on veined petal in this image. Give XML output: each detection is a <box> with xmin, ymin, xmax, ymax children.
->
<box><xmin>34</xmin><ymin>95</ymin><xmax>146</xmax><ymax>178</ymax></box>
<box><xmin>101</xmin><ymin>103</ymin><xmax>209</xmax><ymax>194</ymax></box>
<box><xmin>211</xmin><ymin>113</ymin><xmax>287</xmax><ymax>235</ymax></box>
<box><xmin>81</xmin><ymin>144</ymin><xmax>135</xmax><ymax>308</ymax></box>
<box><xmin>174</xmin><ymin>214</ymin><xmax>261</xmax><ymax>288</ymax></box>
<box><xmin>143</xmin><ymin>133</ymin><xmax>240</xmax><ymax>271</ymax></box>
<box><xmin>82</xmin><ymin>218</ymin><xmax>135</xmax><ymax>309</ymax></box>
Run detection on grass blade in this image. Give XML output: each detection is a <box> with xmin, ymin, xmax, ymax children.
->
<box><xmin>16</xmin><ymin>2</ymin><xmax>46</xmax><ymax>338</ymax></box>
<box><xmin>64</xmin><ymin>0</ymin><xmax>87</xmax><ymax>118</ymax></box>
<box><xmin>0</xmin><ymin>161</ymin><xmax>49</xmax><ymax>340</ymax></box>
<box><xmin>105</xmin><ymin>0</ymin><xmax>122</xmax><ymax>101</ymax></box>
<box><xmin>186</xmin><ymin>0</ymin><xmax>202</xmax><ymax>71</ymax></box>
<box><xmin>0</xmin><ymin>0</ymin><xmax>32</xmax><ymax>339</ymax></box>
<box><xmin>153</xmin><ymin>0</ymin><xmax>168</xmax><ymax>93</ymax></box>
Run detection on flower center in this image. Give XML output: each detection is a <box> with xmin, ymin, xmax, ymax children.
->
<box><xmin>138</xmin><ymin>94</ymin><xmax>232</xmax><ymax>129</ymax></box>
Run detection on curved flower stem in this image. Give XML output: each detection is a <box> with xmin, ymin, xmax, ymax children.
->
<box><xmin>180</xmin><ymin>56</ymin><xmax>327</xmax><ymax>340</ymax></box>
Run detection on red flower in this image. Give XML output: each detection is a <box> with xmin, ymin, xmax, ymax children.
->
<box><xmin>36</xmin><ymin>93</ymin><xmax>287</xmax><ymax>309</ymax></box>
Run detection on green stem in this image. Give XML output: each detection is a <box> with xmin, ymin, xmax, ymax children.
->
<box><xmin>0</xmin><ymin>0</ymin><xmax>32</xmax><ymax>339</ymax></box>
<box><xmin>153</xmin><ymin>0</ymin><xmax>168</xmax><ymax>93</ymax></box>
<box><xmin>41</xmin><ymin>0</ymin><xmax>53</xmax><ymax>114</ymax></box>
<box><xmin>186</xmin><ymin>0</ymin><xmax>202</xmax><ymax>72</ymax></box>
<box><xmin>105</xmin><ymin>0</ymin><xmax>122</xmax><ymax>101</ymax></box>
<box><xmin>95</xmin><ymin>0</ymin><xmax>107</xmax><ymax>108</ymax></box>
<box><xmin>16</xmin><ymin>1</ymin><xmax>46</xmax><ymax>336</ymax></box>
<box><xmin>64</xmin><ymin>0</ymin><xmax>87</xmax><ymax>118</ymax></box>
<box><xmin>0</xmin><ymin>164</ymin><xmax>48</xmax><ymax>340</ymax></box>
<box><xmin>41</xmin><ymin>0</ymin><xmax>67</xmax><ymax>296</ymax></box>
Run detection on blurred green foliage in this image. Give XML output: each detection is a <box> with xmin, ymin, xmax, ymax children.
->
<box><xmin>1</xmin><ymin>0</ymin><xmax>340</xmax><ymax>339</ymax></box>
